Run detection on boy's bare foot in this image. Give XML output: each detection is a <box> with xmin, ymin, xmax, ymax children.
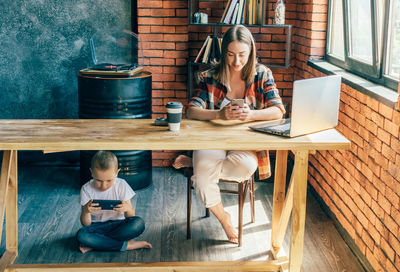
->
<box><xmin>79</xmin><ymin>245</ymin><xmax>93</xmax><ymax>253</ymax></box>
<box><xmin>172</xmin><ymin>154</ymin><xmax>192</xmax><ymax>169</ymax></box>
<box><xmin>126</xmin><ymin>240</ymin><xmax>152</xmax><ymax>250</ymax></box>
<box><xmin>221</xmin><ymin>211</ymin><xmax>238</xmax><ymax>244</ymax></box>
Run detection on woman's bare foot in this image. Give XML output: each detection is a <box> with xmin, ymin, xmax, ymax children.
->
<box><xmin>79</xmin><ymin>245</ymin><xmax>93</xmax><ymax>253</ymax></box>
<box><xmin>221</xmin><ymin>211</ymin><xmax>238</xmax><ymax>244</ymax></box>
<box><xmin>172</xmin><ymin>154</ymin><xmax>192</xmax><ymax>169</ymax></box>
<box><xmin>126</xmin><ymin>239</ymin><xmax>152</xmax><ymax>250</ymax></box>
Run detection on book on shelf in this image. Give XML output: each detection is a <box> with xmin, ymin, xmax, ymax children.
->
<box><xmin>218</xmin><ymin>36</ymin><xmax>222</xmax><ymax>52</ymax></box>
<box><xmin>257</xmin><ymin>0</ymin><xmax>263</xmax><ymax>24</ymax></box>
<box><xmin>231</xmin><ymin>2</ymin><xmax>239</xmax><ymax>24</ymax></box>
<box><xmin>211</xmin><ymin>36</ymin><xmax>222</xmax><ymax>62</ymax></box>
<box><xmin>194</xmin><ymin>36</ymin><xmax>222</xmax><ymax>64</ymax></box>
<box><xmin>220</xmin><ymin>0</ymin><xmax>263</xmax><ymax>25</ymax></box>
<box><xmin>248</xmin><ymin>0</ymin><xmax>253</xmax><ymax>24</ymax></box>
<box><xmin>222</xmin><ymin>0</ymin><xmax>238</xmax><ymax>24</ymax></box>
<box><xmin>242</xmin><ymin>0</ymin><xmax>248</xmax><ymax>24</ymax></box>
<box><xmin>236</xmin><ymin>0</ymin><xmax>245</xmax><ymax>24</ymax></box>
<box><xmin>220</xmin><ymin>0</ymin><xmax>232</xmax><ymax>23</ymax></box>
<box><xmin>202</xmin><ymin>35</ymin><xmax>213</xmax><ymax>63</ymax></box>
<box><xmin>195</xmin><ymin>35</ymin><xmax>211</xmax><ymax>63</ymax></box>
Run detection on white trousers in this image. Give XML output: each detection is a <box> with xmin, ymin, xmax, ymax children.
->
<box><xmin>192</xmin><ymin>150</ymin><xmax>258</xmax><ymax>208</ymax></box>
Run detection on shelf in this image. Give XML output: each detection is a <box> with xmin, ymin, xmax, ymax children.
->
<box><xmin>187</xmin><ymin>0</ymin><xmax>293</xmax><ymax>101</ymax></box>
<box><xmin>189</xmin><ymin>0</ymin><xmax>267</xmax><ymax>26</ymax></box>
<box><xmin>188</xmin><ymin>61</ymin><xmax>289</xmax><ymax>69</ymax></box>
<box><xmin>188</xmin><ymin>24</ymin><xmax>292</xmax><ymax>70</ymax></box>
<box><xmin>189</xmin><ymin>23</ymin><xmax>292</xmax><ymax>28</ymax></box>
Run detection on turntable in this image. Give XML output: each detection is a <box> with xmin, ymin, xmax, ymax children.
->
<box><xmin>79</xmin><ymin>29</ymin><xmax>144</xmax><ymax>77</ymax></box>
<box><xmin>79</xmin><ymin>65</ymin><xmax>143</xmax><ymax>77</ymax></box>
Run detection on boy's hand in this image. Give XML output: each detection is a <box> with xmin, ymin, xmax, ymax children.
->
<box><xmin>114</xmin><ymin>200</ymin><xmax>133</xmax><ymax>213</ymax></box>
<box><xmin>83</xmin><ymin>200</ymin><xmax>101</xmax><ymax>214</ymax></box>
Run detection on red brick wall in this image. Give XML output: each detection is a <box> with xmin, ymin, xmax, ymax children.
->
<box><xmin>138</xmin><ymin>0</ymin><xmax>189</xmax><ymax>166</ymax></box>
<box><xmin>291</xmin><ymin>1</ymin><xmax>400</xmax><ymax>271</ymax></box>
<box><xmin>137</xmin><ymin>1</ymin><xmax>400</xmax><ymax>270</ymax></box>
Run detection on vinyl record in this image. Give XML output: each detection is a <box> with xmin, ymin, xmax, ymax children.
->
<box><xmin>92</xmin><ymin>63</ymin><xmax>136</xmax><ymax>71</ymax></box>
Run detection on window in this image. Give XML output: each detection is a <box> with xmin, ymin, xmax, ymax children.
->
<box><xmin>386</xmin><ymin>0</ymin><xmax>400</xmax><ymax>80</ymax></box>
<box><xmin>327</xmin><ymin>0</ymin><xmax>399</xmax><ymax>91</ymax></box>
<box><xmin>328</xmin><ymin>0</ymin><xmax>344</xmax><ymax>60</ymax></box>
<box><xmin>348</xmin><ymin>0</ymin><xmax>373</xmax><ymax>64</ymax></box>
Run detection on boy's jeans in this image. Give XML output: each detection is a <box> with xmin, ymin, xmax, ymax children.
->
<box><xmin>76</xmin><ymin>216</ymin><xmax>145</xmax><ymax>251</ymax></box>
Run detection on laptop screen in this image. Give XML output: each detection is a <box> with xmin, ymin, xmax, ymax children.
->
<box><xmin>289</xmin><ymin>75</ymin><xmax>341</xmax><ymax>137</ymax></box>
<box><xmin>248</xmin><ymin>75</ymin><xmax>342</xmax><ymax>137</ymax></box>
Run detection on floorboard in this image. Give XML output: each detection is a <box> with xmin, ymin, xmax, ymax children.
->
<box><xmin>0</xmin><ymin>165</ymin><xmax>365</xmax><ymax>271</ymax></box>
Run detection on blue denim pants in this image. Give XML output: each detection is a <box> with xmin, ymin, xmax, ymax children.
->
<box><xmin>76</xmin><ymin>216</ymin><xmax>145</xmax><ymax>251</ymax></box>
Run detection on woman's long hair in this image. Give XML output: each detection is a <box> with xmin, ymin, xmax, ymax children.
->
<box><xmin>213</xmin><ymin>25</ymin><xmax>257</xmax><ymax>86</ymax></box>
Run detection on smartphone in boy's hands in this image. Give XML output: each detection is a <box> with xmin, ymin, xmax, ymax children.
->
<box><xmin>92</xmin><ymin>199</ymin><xmax>122</xmax><ymax>210</ymax></box>
<box><xmin>231</xmin><ymin>98</ymin><xmax>244</xmax><ymax>108</ymax></box>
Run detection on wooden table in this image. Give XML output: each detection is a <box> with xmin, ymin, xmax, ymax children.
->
<box><xmin>0</xmin><ymin>119</ymin><xmax>350</xmax><ymax>272</ymax></box>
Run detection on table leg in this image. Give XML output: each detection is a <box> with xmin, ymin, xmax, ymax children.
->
<box><xmin>6</xmin><ymin>151</ymin><xmax>18</xmax><ymax>253</ymax></box>
<box><xmin>0</xmin><ymin>151</ymin><xmax>12</xmax><ymax>241</ymax></box>
<box><xmin>0</xmin><ymin>150</ymin><xmax>18</xmax><ymax>270</ymax></box>
<box><xmin>271</xmin><ymin>150</ymin><xmax>288</xmax><ymax>255</ymax></box>
<box><xmin>289</xmin><ymin>150</ymin><xmax>309</xmax><ymax>272</ymax></box>
<box><xmin>273</xmin><ymin>167</ymin><xmax>295</xmax><ymax>252</ymax></box>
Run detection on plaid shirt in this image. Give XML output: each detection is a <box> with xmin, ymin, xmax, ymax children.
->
<box><xmin>188</xmin><ymin>64</ymin><xmax>285</xmax><ymax>180</ymax></box>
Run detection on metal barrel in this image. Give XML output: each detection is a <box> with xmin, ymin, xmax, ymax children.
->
<box><xmin>78</xmin><ymin>71</ymin><xmax>152</xmax><ymax>190</ymax></box>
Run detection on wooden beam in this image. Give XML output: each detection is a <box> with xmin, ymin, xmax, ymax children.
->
<box><xmin>270</xmin><ymin>248</ymin><xmax>288</xmax><ymax>272</ymax></box>
<box><xmin>42</xmin><ymin>150</ymin><xmax>76</xmax><ymax>154</ymax></box>
<box><xmin>272</xmin><ymin>167</ymin><xmax>295</xmax><ymax>251</ymax></box>
<box><xmin>6</xmin><ymin>151</ymin><xmax>18</xmax><ymax>253</ymax></box>
<box><xmin>279</xmin><ymin>262</ymin><xmax>289</xmax><ymax>272</ymax></box>
<box><xmin>289</xmin><ymin>151</ymin><xmax>309</xmax><ymax>272</ymax></box>
<box><xmin>0</xmin><ymin>151</ymin><xmax>12</xmax><ymax>244</ymax></box>
<box><xmin>5</xmin><ymin>260</ymin><xmax>285</xmax><ymax>272</ymax></box>
<box><xmin>271</xmin><ymin>150</ymin><xmax>288</xmax><ymax>253</ymax></box>
<box><xmin>0</xmin><ymin>250</ymin><xmax>17</xmax><ymax>272</ymax></box>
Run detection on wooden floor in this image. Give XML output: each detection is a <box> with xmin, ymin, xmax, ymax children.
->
<box><xmin>0</xmin><ymin>165</ymin><xmax>365</xmax><ymax>271</ymax></box>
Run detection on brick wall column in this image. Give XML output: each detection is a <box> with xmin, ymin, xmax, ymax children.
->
<box><xmin>138</xmin><ymin>0</ymin><xmax>189</xmax><ymax>166</ymax></box>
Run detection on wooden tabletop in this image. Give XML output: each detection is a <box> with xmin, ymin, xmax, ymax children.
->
<box><xmin>0</xmin><ymin>119</ymin><xmax>350</xmax><ymax>151</ymax></box>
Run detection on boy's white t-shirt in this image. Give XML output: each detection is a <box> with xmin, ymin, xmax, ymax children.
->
<box><xmin>80</xmin><ymin>178</ymin><xmax>135</xmax><ymax>223</ymax></box>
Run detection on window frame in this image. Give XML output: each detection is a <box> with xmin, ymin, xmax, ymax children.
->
<box><xmin>326</xmin><ymin>0</ymin><xmax>345</xmax><ymax>66</ymax></box>
<box><xmin>381</xmin><ymin>0</ymin><xmax>399</xmax><ymax>90</ymax></box>
<box><xmin>326</xmin><ymin>0</ymin><xmax>399</xmax><ymax>91</ymax></box>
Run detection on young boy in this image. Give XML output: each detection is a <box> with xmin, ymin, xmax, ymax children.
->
<box><xmin>76</xmin><ymin>150</ymin><xmax>152</xmax><ymax>253</ymax></box>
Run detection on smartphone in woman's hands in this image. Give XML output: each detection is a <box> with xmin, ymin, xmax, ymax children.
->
<box><xmin>231</xmin><ymin>99</ymin><xmax>244</xmax><ymax>108</ymax></box>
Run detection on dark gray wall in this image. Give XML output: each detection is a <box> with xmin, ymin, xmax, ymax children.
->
<box><xmin>0</xmin><ymin>0</ymin><xmax>131</xmax><ymax>118</ymax></box>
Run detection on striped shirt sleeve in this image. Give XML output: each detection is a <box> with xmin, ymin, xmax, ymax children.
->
<box><xmin>262</xmin><ymin>68</ymin><xmax>285</xmax><ymax>113</ymax></box>
<box><xmin>188</xmin><ymin>72</ymin><xmax>209</xmax><ymax>109</ymax></box>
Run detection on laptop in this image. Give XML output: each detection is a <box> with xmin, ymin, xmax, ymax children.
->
<box><xmin>249</xmin><ymin>75</ymin><xmax>342</xmax><ymax>137</ymax></box>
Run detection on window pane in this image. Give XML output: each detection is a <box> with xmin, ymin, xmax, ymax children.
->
<box><xmin>328</xmin><ymin>0</ymin><xmax>344</xmax><ymax>59</ymax></box>
<box><xmin>386</xmin><ymin>0</ymin><xmax>400</xmax><ymax>79</ymax></box>
<box><xmin>348</xmin><ymin>0</ymin><xmax>373</xmax><ymax>64</ymax></box>
<box><xmin>376</xmin><ymin>0</ymin><xmax>385</xmax><ymax>61</ymax></box>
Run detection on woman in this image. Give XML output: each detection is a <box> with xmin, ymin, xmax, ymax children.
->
<box><xmin>182</xmin><ymin>25</ymin><xmax>285</xmax><ymax>244</ymax></box>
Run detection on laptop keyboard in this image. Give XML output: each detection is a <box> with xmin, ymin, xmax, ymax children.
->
<box><xmin>270</xmin><ymin>122</ymin><xmax>290</xmax><ymax>132</ymax></box>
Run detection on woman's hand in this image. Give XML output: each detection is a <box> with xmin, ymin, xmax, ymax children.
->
<box><xmin>237</xmin><ymin>104</ymin><xmax>253</xmax><ymax>121</ymax></box>
<box><xmin>220</xmin><ymin>103</ymin><xmax>253</xmax><ymax>121</ymax></box>
<box><xmin>83</xmin><ymin>200</ymin><xmax>101</xmax><ymax>214</ymax></box>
